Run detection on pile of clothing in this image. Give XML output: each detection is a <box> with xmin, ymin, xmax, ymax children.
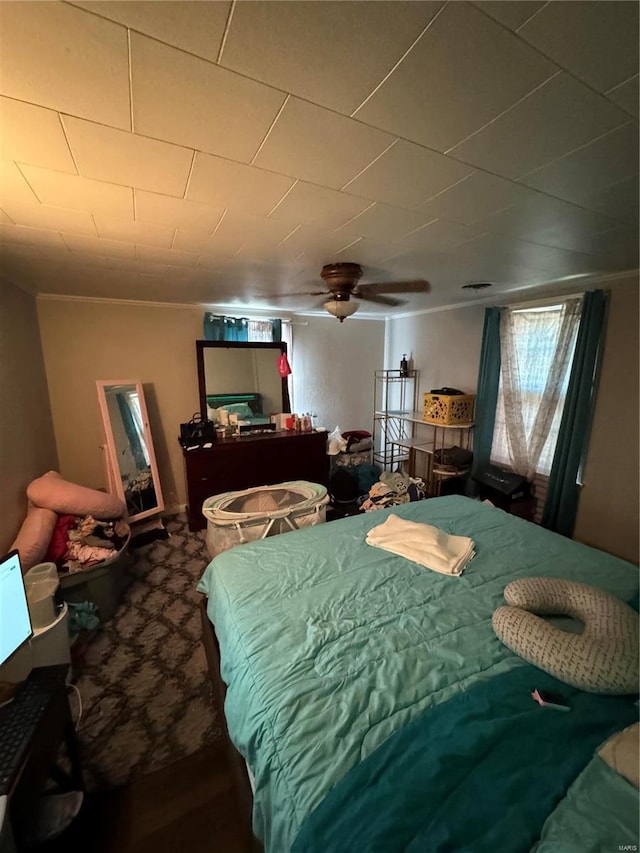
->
<box><xmin>46</xmin><ymin>514</ymin><xmax>130</xmax><ymax>574</ymax></box>
<box><xmin>360</xmin><ymin>471</ymin><xmax>427</xmax><ymax>512</ymax></box>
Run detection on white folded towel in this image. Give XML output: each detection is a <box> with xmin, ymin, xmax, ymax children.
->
<box><xmin>365</xmin><ymin>514</ymin><xmax>475</xmax><ymax>576</ymax></box>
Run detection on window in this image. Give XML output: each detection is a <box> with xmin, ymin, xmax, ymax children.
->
<box><xmin>491</xmin><ymin>300</ymin><xmax>581</xmax><ymax>480</ymax></box>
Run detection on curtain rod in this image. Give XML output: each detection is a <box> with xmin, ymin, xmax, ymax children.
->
<box><xmin>507</xmin><ymin>291</ymin><xmax>586</xmax><ymax>310</ymax></box>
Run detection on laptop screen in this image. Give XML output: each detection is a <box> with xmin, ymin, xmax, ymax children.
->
<box><xmin>0</xmin><ymin>550</ymin><xmax>32</xmax><ymax>667</ymax></box>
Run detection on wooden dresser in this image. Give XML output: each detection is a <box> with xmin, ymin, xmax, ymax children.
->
<box><xmin>182</xmin><ymin>430</ymin><xmax>329</xmax><ymax>531</ymax></box>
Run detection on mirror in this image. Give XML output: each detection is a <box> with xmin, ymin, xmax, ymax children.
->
<box><xmin>196</xmin><ymin>341</ymin><xmax>291</xmax><ymax>424</ymax></box>
<box><xmin>96</xmin><ymin>380</ymin><xmax>164</xmax><ymax>522</ymax></box>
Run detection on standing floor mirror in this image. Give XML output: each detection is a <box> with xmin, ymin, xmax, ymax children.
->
<box><xmin>96</xmin><ymin>380</ymin><xmax>164</xmax><ymax>523</ymax></box>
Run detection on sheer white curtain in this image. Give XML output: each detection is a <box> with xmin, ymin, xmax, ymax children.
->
<box><xmin>491</xmin><ymin>299</ymin><xmax>582</xmax><ymax>479</ymax></box>
<box><xmin>247</xmin><ymin>319</ymin><xmax>274</xmax><ymax>342</ymax></box>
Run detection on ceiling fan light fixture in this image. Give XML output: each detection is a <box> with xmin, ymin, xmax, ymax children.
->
<box><xmin>324</xmin><ymin>299</ymin><xmax>359</xmax><ymax>322</ymax></box>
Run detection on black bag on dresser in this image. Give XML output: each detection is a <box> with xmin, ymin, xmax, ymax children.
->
<box><xmin>179</xmin><ymin>413</ymin><xmax>215</xmax><ymax>448</ymax></box>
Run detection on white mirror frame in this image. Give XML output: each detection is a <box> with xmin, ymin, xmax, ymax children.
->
<box><xmin>96</xmin><ymin>379</ymin><xmax>164</xmax><ymax>524</ymax></box>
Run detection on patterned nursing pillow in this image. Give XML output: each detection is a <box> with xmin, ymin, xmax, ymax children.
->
<box><xmin>493</xmin><ymin>577</ymin><xmax>639</xmax><ymax>695</ymax></box>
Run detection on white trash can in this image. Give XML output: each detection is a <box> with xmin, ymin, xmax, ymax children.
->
<box><xmin>202</xmin><ymin>480</ymin><xmax>329</xmax><ymax>558</ymax></box>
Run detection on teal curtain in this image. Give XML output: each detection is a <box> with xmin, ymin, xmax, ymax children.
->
<box><xmin>116</xmin><ymin>394</ymin><xmax>146</xmax><ymax>471</ymax></box>
<box><xmin>203</xmin><ymin>314</ymin><xmax>282</xmax><ymax>341</ymax></box>
<box><xmin>542</xmin><ymin>290</ymin><xmax>609</xmax><ymax>536</ymax></box>
<box><xmin>472</xmin><ymin>307</ymin><xmax>502</xmax><ymax>473</ymax></box>
<box><xmin>203</xmin><ymin>314</ymin><xmax>249</xmax><ymax>341</ymax></box>
<box><xmin>270</xmin><ymin>318</ymin><xmax>282</xmax><ymax>342</ymax></box>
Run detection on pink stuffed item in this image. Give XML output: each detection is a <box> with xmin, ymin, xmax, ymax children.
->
<box><xmin>10</xmin><ymin>502</ymin><xmax>58</xmax><ymax>573</ymax></box>
<box><xmin>27</xmin><ymin>471</ymin><xmax>126</xmax><ymax>520</ymax></box>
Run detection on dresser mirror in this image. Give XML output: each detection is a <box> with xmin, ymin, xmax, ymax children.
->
<box><xmin>196</xmin><ymin>341</ymin><xmax>291</xmax><ymax>424</ymax></box>
<box><xmin>96</xmin><ymin>380</ymin><xmax>164</xmax><ymax>522</ymax></box>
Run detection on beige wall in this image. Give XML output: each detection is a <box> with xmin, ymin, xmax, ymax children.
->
<box><xmin>291</xmin><ymin>314</ymin><xmax>385</xmax><ymax>433</ymax></box>
<box><xmin>37</xmin><ymin>300</ymin><xmax>385</xmax><ymax>509</ymax></box>
<box><xmin>37</xmin><ymin>299</ymin><xmax>205</xmax><ymax>510</ymax></box>
<box><xmin>573</xmin><ymin>275</ymin><xmax>639</xmax><ymax>564</ymax></box>
<box><xmin>0</xmin><ymin>281</ymin><xmax>58</xmax><ymax>552</ymax></box>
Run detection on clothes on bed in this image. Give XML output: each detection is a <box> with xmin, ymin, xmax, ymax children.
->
<box><xmin>292</xmin><ymin>665</ymin><xmax>638</xmax><ymax>853</ymax></box>
<box><xmin>365</xmin><ymin>513</ymin><xmax>475</xmax><ymax>575</ymax></box>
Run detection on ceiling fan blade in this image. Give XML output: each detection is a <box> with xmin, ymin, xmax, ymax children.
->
<box><xmin>357</xmin><ymin>279</ymin><xmax>430</xmax><ymax>295</ymax></box>
<box><xmin>268</xmin><ymin>290</ymin><xmax>327</xmax><ymax>299</ymax></box>
<box><xmin>356</xmin><ymin>292</ymin><xmax>405</xmax><ymax>307</ymax></box>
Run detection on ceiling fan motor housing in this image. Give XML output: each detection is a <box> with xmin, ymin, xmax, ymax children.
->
<box><xmin>321</xmin><ymin>262</ymin><xmax>362</xmax><ymax>299</ymax></box>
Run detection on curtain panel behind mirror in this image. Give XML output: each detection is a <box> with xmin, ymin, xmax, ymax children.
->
<box><xmin>203</xmin><ymin>314</ymin><xmax>282</xmax><ymax>342</ymax></box>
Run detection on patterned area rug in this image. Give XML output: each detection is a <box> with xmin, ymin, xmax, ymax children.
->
<box><xmin>72</xmin><ymin>513</ymin><xmax>221</xmax><ymax>790</ymax></box>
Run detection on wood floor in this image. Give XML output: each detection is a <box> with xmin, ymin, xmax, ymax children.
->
<box><xmin>41</xmin><ymin>743</ymin><xmax>248</xmax><ymax>853</ymax></box>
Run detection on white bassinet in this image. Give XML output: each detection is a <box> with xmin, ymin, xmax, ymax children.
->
<box><xmin>202</xmin><ymin>480</ymin><xmax>329</xmax><ymax>558</ymax></box>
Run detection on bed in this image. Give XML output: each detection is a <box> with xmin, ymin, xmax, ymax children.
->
<box><xmin>197</xmin><ymin>496</ymin><xmax>639</xmax><ymax>852</ymax></box>
<box><xmin>206</xmin><ymin>392</ymin><xmax>271</xmax><ymax>426</ymax></box>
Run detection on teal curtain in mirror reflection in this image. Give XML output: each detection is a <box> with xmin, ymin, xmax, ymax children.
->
<box><xmin>203</xmin><ymin>314</ymin><xmax>282</xmax><ymax>342</ymax></box>
<box><xmin>116</xmin><ymin>393</ymin><xmax>146</xmax><ymax>471</ymax></box>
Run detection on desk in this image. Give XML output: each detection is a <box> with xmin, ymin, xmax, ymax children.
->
<box><xmin>1</xmin><ymin>666</ymin><xmax>83</xmax><ymax>850</ymax></box>
<box><xmin>183</xmin><ymin>430</ymin><xmax>328</xmax><ymax>531</ymax></box>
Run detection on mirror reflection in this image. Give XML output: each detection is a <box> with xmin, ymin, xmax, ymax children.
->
<box><xmin>96</xmin><ymin>381</ymin><xmax>164</xmax><ymax>521</ymax></box>
<box><xmin>196</xmin><ymin>342</ymin><xmax>290</xmax><ymax>424</ymax></box>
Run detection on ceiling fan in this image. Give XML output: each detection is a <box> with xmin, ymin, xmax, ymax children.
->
<box><xmin>278</xmin><ymin>263</ymin><xmax>430</xmax><ymax>322</ymax></box>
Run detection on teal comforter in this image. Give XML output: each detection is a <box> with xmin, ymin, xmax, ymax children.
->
<box><xmin>197</xmin><ymin>496</ymin><xmax>638</xmax><ymax>852</ymax></box>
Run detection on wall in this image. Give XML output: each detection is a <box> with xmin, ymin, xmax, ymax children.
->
<box><xmin>573</xmin><ymin>275</ymin><xmax>639</xmax><ymax>563</ymax></box>
<box><xmin>0</xmin><ymin>281</ymin><xmax>58</xmax><ymax>552</ymax></box>
<box><xmin>291</xmin><ymin>315</ymin><xmax>385</xmax><ymax>433</ymax></box>
<box><xmin>36</xmin><ymin>299</ymin><xmax>385</xmax><ymax>509</ymax></box>
<box><xmin>385</xmin><ymin>304</ymin><xmax>486</xmax><ymax>400</ymax></box>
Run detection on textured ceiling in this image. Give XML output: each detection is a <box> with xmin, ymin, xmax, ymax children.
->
<box><xmin>0</xmin><ymin>0</ymin><xmax>638</xmax><ymax>316</ymax></box>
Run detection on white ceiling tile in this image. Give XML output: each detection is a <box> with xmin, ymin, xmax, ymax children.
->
<box><xmin>342</xmin><ymin>140</ymin><xmax>474</xmax><ymax>210</ymax></box>
<box><xmin>0</xmin><ymin>161</ymin><xmax>40</xmax><ymax>206</ymax></box>
<box><xmin>72</xmin><ymin>1</ymin><xmax>231</xmax><ymax>63</ymax></box>
<box><xmin>606</xmin><ymin>75</ymin><xmax>640</xmax><ymax>119</ymax></box>
<box><xmin>519</xmin><ymin>1</ymin><xmax>639</xmax><ymax>94</ymax></box>
<box><xmin>450</xmin><ymin>74</ymin><xmax>629</xmax><ymax>179</ymax></box>
<box><xmin>221</xmin><ymin>1</ymin><xmax>442</xmax><ymax>115</ymax></box>
<box><xmin>578</xmin><ymin>177</ymin><xmax>639</xmax><ymax>224</ymax></box>
<box><xmin>0</xmin><ymin>223</ymin><xmax>68</xmax><ymax>251</ymax></box>
<box><xmin>0</xmin><ymin>98</ymin><xmax>76</xmax><ymax>174</ymax></box>
<box><xmin>0</xmin><ymin>2</ymin><xmax>130</xmax><ymax>129</ymax></box>
<box><xmin>474</xmin><ymin>194</ymin><xmax>616</xmax><ymax>255</ymax></box>
<box><xmin>270</xmin><ymin>226</ymin><xmax>359</xmax><ymax>265</ymax></box>
<box><xmin>333</xmin><ymin>239</ymin><xmax>412</xmax><ymax>266</ymax></box>
<box><xmin>396</xmin><ymin>218</ymin><xmax>487</xmax><ymax>250</ymax></box>
<box><xmin>419</xmin><ymin>170</ymin><xmax>535</xmax><ymax>224</ymax></box>
<box><xmin>1</xmin><ymin>201</ymin><xmax>97</xmax><ymax>237</ymax></box>
<box><xmin>472</xmin><ymin>2</ymin><xmax>545</xmax><ymax>31</ymax></box>
<box><xmin>336</xmin><ymin>203</ymin><xmax>434</xmax><ymax>243</ymax></box>
<box><xmin>62</xmin><ymin>117</ymin><xmax>193</xmax><ymax>196</ymax></box>
<box><xmin>134</xmin><ymin>191</ymin><xmax>225</xmax><ymax>234</ymax></box>
<box><xmin>186</xmin><ymin>153</ymin><xmax>294</xmax><ymax>216</ymax></box>
<box><xmin>61</xmin><ymin>233</ymin><xmax>137</xmax><ymax>260</ymax></box>
<box><xmin>253</xmin><ymin>98</ymin><xmax>395</xmax><ymax>190</ymax></box>
<box><xmin>135</xmin><ymin>245</ymin><xmax>200</xmax><ymax>266</ymax></box>
<box><xmin>269</xmin><ymin>182</ymin><xmax>373</xmax><ymax>229</ymax></box>
<box><xmin>234</xmin><ymin>219</ymin><xmax>307</xmax><ymax>261</ymax></box>
<box><xmin>520</xmin><ymin>123</ymin><xmax>639</xmax><ymax>207</ymax></box>
<box><xmin>174</xmin><ymin>211</ymin><xmax>294</xmax><ymax>259</ymax></box>
<box><xmin>93</xmin><ymin>213</ymin><xmax>175</xmax><ymax>249</ymax></box>
<box><xmin>0</xmin><ymin>209</ymin><xmax>13</xmax><ymax>225</ymax></box>
<box><xmin>19</xmin><ymin>165</ymin><xmax>134</xmax><ymax>218</ymax></box>
<box><xmin>354</xmin><ymin>1</ymin><xmax>557</xmax><ymax>152</ymax></box>
<box><xmin>130</xmin><ymin>34</ymin><xmax>286</xmax><ymax>163</ymax></box>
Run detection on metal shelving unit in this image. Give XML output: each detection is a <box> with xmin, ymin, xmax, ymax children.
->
<box><xmin>373</xmin><ymin>370</ymin><xmax>419</xmax><ymax>470</ymax></box>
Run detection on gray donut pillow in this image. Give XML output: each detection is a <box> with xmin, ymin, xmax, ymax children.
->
<box><xmin>493</xmin><ymin>577</ymin><xmax>639</xmax><ymax>695</ymax></box>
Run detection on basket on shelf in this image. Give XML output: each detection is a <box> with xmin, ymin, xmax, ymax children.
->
<box><xmin>423</xmin><ymin>393</ymin><xmax>475</xmax><ymax>425</ymax></box>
